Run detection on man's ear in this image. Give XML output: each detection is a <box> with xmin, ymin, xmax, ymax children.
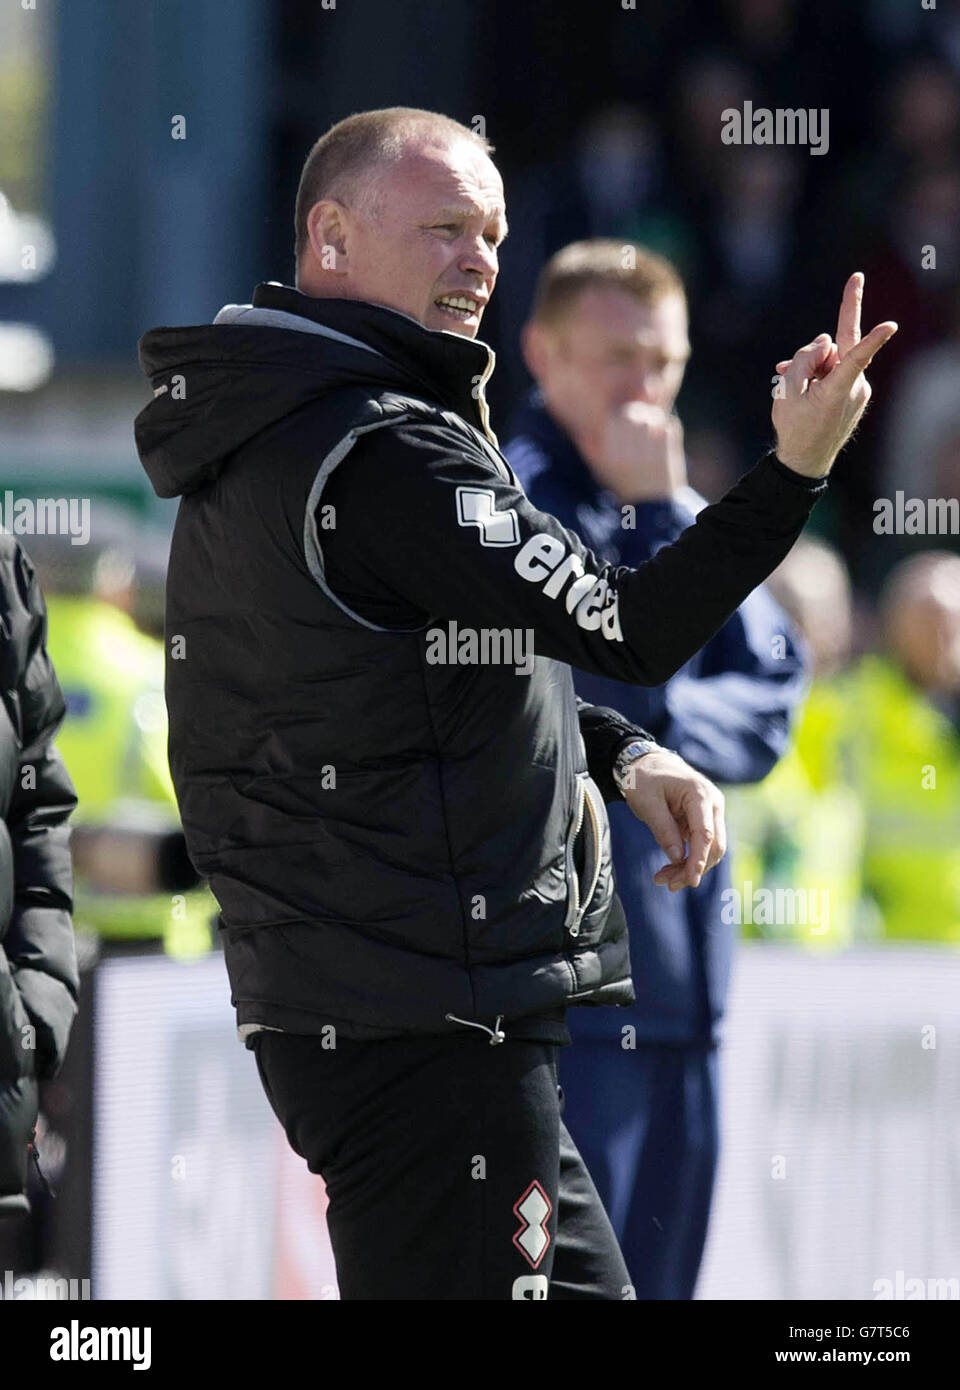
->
<box><xmin>521</xmin><ymin>320</ymin><xmax>552</xmax><ymax>383</ymax></box>
<box><xmin>305</xmin><ymin>200</ymin><xmax>350</xmax><ymax>277</ymax></box>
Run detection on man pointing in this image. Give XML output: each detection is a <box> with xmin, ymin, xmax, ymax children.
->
<box><xmin>134</xmin><ymin>107</ymin><xmax>894</xmax><ymax>1300</ymax></box>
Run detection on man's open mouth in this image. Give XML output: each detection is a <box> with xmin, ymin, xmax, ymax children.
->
<box><xmin>434</xmin><ymin>294</ymin><xmax>481</xmax><ymax>321</ymax></box>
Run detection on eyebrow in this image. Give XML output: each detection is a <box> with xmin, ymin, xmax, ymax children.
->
<box><xmin>430</xmin><ymin>205</ymin><xmax>509</xmax><ymax>239</ymax></box>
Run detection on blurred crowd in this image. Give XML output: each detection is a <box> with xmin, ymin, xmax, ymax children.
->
<box><xmin>478</xmin><ymin>0</ymin><xmax>960</xmax><ymax>951</ymax></box>
<box><xmin>490</xmin><ymin>0</ymin><xmax>960</xmax><ymax>601</ymax></box>
<box><xmin>726</xmin><ymin>538</ymin><xmax>960</xmax><ymax>948</ymax></box>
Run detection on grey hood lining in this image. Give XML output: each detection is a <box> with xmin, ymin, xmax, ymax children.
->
<box><xmin>212</xmin><ymin>303</ymin><xmax>386</xmax><ymax>360</ymax></box>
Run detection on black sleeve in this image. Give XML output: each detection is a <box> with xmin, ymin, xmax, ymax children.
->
<box><xmin>575</xmin><ymin>697</ymin><xmax>657</xmax><ymax>804</ymax></box>
<box><xmin>318</xmin><ymin>417</ymin><xmax>826</xmax><ymax>688</ymax></box>
<box><xmin>3</xmin><ymin>545</ymin><xmax>79</xmax><ymax>1081</ymax></box>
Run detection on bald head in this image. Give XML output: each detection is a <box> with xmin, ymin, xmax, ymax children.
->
<box><xmin>766</xmin><ymin>537</ymin><xmax>853</xmax><ymax>675</ymax></box>
<box><xmin>293</xmin><ymin>108</ymin><xmax>506</xmax><ymax>337</ymax></box>
<box><xmin>880</xmin><ymin>552</ymin><xmax>960</xmax><ymax>693</ymax></box>
<box><xmin>295</xmin><ymin>108</ymin><xmax>492</xmax><ymax>261</ymax></box>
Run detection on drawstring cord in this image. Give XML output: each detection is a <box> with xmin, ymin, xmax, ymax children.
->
<box><xmin>445</xmin><ymin>1013</ymin><xmax>506</xmax><ymax>1045</ymax></box>
<box><xmin>28</xmin><ymin>1128</ymin><xmax>56</xmax><ymax>1199</ymax></box>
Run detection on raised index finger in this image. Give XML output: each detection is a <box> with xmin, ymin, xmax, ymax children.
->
<box><xmin>836</xmin><ymin>272</ymin><xmax>864</xmax><ymax>358</ymax></box>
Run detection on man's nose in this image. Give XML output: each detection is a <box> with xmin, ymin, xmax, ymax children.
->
<box><xmin>459</xmin><ymin>238</ymin><xmax>498</xmax><ymax>283</ymax></box>
<box><xmin>627</xmin><ymin>372</ymin><xmax>662</xmax><ymax>405</ymax></box>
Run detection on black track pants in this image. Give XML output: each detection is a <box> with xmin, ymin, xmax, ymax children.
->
<box><xmin>251</xmin><ymin>1030</ymin><xmax>632</xmax><ymax>1300</ymax></box>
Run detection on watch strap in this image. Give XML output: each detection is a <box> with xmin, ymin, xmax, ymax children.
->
<box><xmin>612</xmin><ymin>736</ymin><xmax>661</xmax><ymax>794</ymax></box>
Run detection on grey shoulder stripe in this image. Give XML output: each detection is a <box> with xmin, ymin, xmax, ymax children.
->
<box><xmin>303</xmin><ymin>417</ymin><xmax>427</xmax><ymax>634</ymax></box>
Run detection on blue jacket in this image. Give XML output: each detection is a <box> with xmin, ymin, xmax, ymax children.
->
<box><xmin>505</xmin><ymin>393</ymin><xmax>809</xmax><ymax>1043</ymax></box>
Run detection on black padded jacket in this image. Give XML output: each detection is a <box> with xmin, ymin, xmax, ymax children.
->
<box><xmin>135</xmin><ymin>284</ymin><xmax>826</xmax><ymax>1046</ymax></box>
<box><xmin>0</xmin><ymin>537</ymin><xmax>78</xmax><ymax>1084</ymax></box>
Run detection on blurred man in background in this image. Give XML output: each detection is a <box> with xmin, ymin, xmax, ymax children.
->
<box><xmin>506</xmin><ymin>238</ymin><xmax>808</xmax><ymax>1298</ymax></box>
<box><xmin>850</xmin><ymin>553</ymin><xmax>960</xmax><ymax>940</ymax></box>
<box><xmin>0</xmin><ymin>536</ymin><xmax>78</xmax><ymax>1238</ymax></box>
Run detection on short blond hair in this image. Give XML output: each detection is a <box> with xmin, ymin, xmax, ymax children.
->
<box><xmin>294</xmin><ymin>107</ymin><xmax>494</xmax><ymax>263</ymax></box>
<box><xmin>529</xmin><ymin>238</ymin><xmax>685</xmax><ymax>329</ymax></box>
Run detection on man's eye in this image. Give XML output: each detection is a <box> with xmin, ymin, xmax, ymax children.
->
<box><xmin>431</xmin><ymin>224</ymin><xmax>459</xmax><ymax>233</ymax></box>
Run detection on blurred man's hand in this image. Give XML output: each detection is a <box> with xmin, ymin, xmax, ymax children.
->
<box><xmin>620</xmin><ymin>748</ymin><xmax>726</xmax><ymax>891</ymax></box>
<box><xmin>578</xmin><ymin>401</ymin><xmax>687</xmax><ymax>502</ymax></box>
<box><xmin>772</xmin><ymin>272</ymin><xmax>897</xmax><ymax>479</ymax></box>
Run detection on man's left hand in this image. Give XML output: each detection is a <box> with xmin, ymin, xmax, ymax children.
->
<box><xmin>620</xmin><ymin>749</ymin><xmax>726</xmax><ymax>891</ymax></box>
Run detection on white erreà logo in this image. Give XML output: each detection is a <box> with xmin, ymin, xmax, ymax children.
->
<box><xmin>456</xmin><ymin>486</ymin><xmax>520</xmax><ymax>546</ymax></box>
<box><xmin>514</xmin><ymin>533</ymin><xmax>624</xmax><ymax>640</ymax></box>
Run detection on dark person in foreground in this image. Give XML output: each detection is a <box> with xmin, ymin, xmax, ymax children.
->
<box><xmin>0</xmin><ymin>539</ymin><xmax>78</xmax><ymax>1222</ymax></box>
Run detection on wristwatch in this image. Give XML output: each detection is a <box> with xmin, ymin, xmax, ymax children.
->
<box><xmin>612</xmin><ymin>736</ymin><xmax>661</xmax><ymax>795</ymax></box>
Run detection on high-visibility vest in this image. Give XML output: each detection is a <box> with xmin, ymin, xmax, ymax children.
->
<box><xmin>728</xmin><ymin>656</ymin><xmax>960</xmax><ymax>946</ymax></box>
<box><xmin>839</xmin><ymin>655</ymin><xmax>960</xmax><ymax>942</ymax></box>
<box><xmin>44</xmin><ymin>594</ymin><xmax>216</xmax><ymax>957</ymax></box>
<box><xmin>725</xmin><ymin>676</ymin><xmax>865</xmax><ymax>951</ymax></box>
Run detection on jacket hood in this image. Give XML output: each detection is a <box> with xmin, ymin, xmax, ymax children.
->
<box><xmin>134</xmin><ymin>283</ymin><xmax>497</xmax><ymax>499</ymax></box>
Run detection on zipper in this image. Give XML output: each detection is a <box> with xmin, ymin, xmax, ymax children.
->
<box><xmin>563</xmin><ymin>774</ymin><xmax>603</xmax><ymax>939</ymax></box>
<box><xmin>563</xmin><ymin>777</ymin><xmax>586</xmax><ymax>936</ymax></box>
<box><xmin>579</xmin><ymin>782</ymin><xmax>602</xmax><ymax>917</ymax></box>
<box><xmin>29</xmin><ymin>1127</ymin><xmax>55</xmax><ymax>1198</ymax></box>
<box><xmin>474</xmin><ymin>345</ymin><xmax>498</xmax><ymax>447</ymax></box>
